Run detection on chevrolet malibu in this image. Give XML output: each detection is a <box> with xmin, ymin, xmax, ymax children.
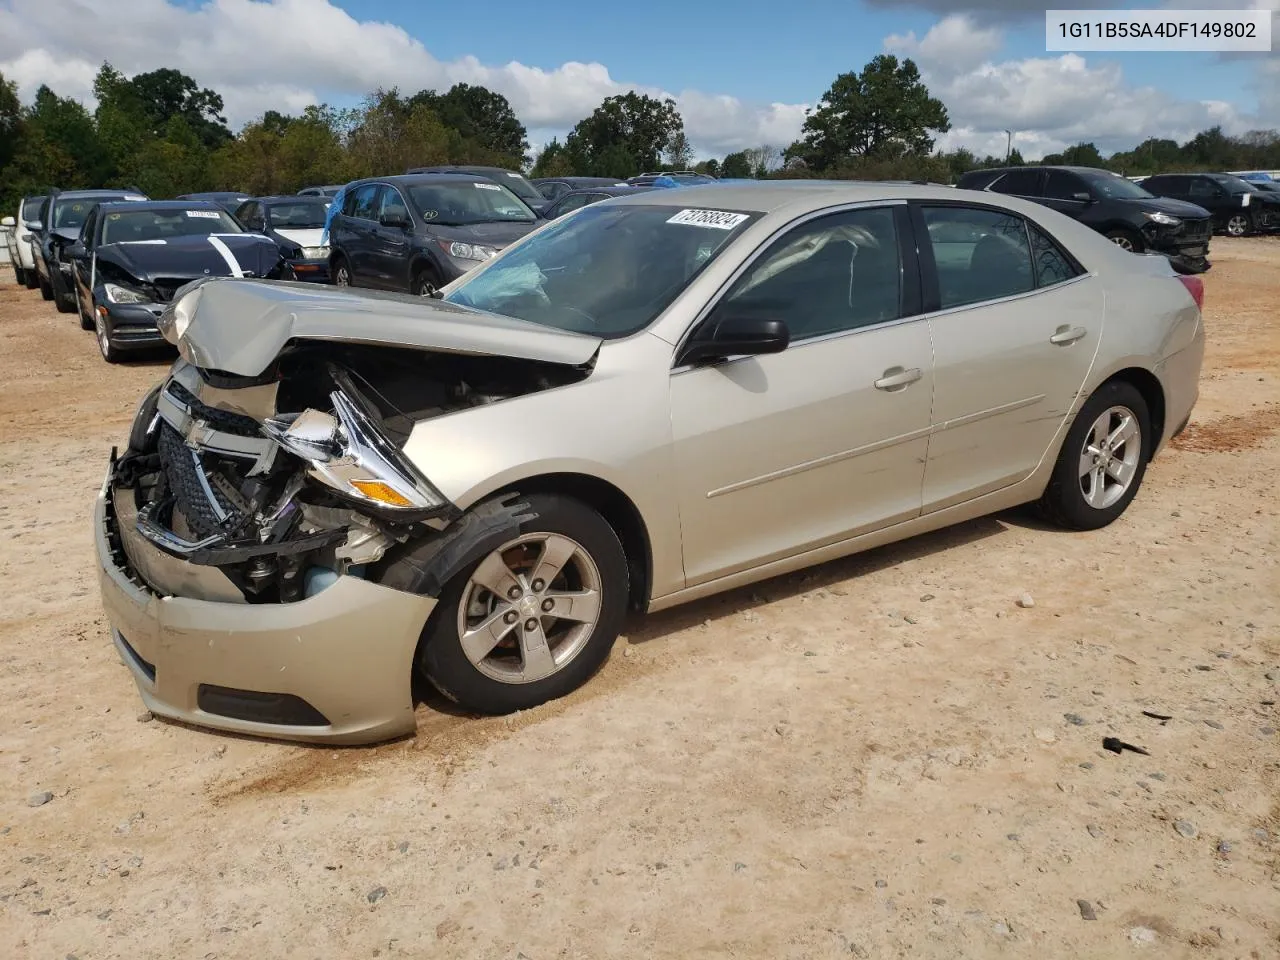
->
<box><xmin>95</xmin><ymin>183</ymin><xmax>1204</xmax><ymax>743</ymax></box>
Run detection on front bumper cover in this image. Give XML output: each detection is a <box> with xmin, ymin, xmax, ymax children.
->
<box><xmin>95</xmin><ymin>464</ymin><xmax>437</xmax><ymax>744</ymax></box>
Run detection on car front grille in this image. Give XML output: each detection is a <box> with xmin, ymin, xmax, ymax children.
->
<box><xmin>1181</xmin><ymin>219</ymin><xmax>1211</xmax><ymax>242</ymax></box>
<box><xmin>164</xmin><ymin>380</ymin><xmax>264</xmax><ymax>438</ymax></box>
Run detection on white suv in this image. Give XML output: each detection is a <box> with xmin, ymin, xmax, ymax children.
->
<box><xmin>7</xmin><ymin>195</ymin><xmax>45</xmax><ymax>289</ymax></box>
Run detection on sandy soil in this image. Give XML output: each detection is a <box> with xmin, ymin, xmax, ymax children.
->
<box><xmin>1</xmin><ymin>242</ymin><xmax>1277</xmax><ymax>960</ymax></box>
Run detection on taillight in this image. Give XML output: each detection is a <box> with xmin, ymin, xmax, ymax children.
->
<box><xmin>1178</xmin><ymin>275</ymin><xmax>1204</xmax><ymax>311</ymax></box>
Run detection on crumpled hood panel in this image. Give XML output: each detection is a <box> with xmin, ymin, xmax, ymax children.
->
<box><xmin>166</xmin><ymin>278</ymin><xmax>602</xmax><ymax>376</ymax></box>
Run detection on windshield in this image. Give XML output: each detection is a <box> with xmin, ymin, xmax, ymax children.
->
<box><xmin>268</xmin><ymin>200</ymin><xmax>329</xmax><ymax>228</ymax></box>
<box><xmin>53</xmin><ymin>195</ymin><xmax>135</xmax><ymax>229</ymax></box>
<box><xmin>481</xmin><ymin>170</ymin><xmax>544</xmax><ymax>203</ymax></box>
<box><xmin>407</xmin><ymin>182</ymin><xmax>535</xmax><ymax>225</ymax></box>
<box><xmin>101</xmin><ymin>208</ymin><xmax>243</xmax><ymax>244</ymax></box>
<box><xmin>446</xmin><ymin>203</ymin><xmax>759</xmax><ymax>338</ymax></box>
<box><xmin>1083</xmin><ymin>174</ymin><xmax>1154</xmax><ymax>200</ymax></box>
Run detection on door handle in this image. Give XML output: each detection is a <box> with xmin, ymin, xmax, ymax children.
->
<box><xmin>1050</xmin><ymin>325</ymin><xmax>1087</xmax><ymax>346</ymax></box>
<box><xmin>874</xmin><ymin>366</ymin><xmax>923</xmax><ymax>391</ymax></box>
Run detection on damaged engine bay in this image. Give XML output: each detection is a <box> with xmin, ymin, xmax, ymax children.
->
<box><xmin>112</xmin><ymin>343</ymin><xmax>589</xmax><ymax>603</ymax></box>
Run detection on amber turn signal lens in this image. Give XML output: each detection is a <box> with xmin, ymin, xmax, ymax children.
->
<box><xmin>349</xmin><ymin>479</ymin><xmax>414</xmax><ymax>507</ymax></box>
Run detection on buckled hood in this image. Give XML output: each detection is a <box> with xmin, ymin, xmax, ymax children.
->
<box><xmin>162</xmin><ymin>277</ymin><xmax>602</xmax><ymax>376</ymax></box>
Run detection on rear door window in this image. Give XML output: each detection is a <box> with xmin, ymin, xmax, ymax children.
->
<box><xmin>989</xmin><ymin>170</ymin><xmax>1043</xmax><ymax>197</ymax></box>
<box><xmin>922</xmin><ymin>206</ymin><xmax>1034</xmax><ymax>309</ymax></box>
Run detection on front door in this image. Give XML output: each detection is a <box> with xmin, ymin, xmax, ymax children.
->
<box><xmin>670</xmin><ymin>205</ymin><xmax>935</xmax><ymax>587</ymax></box>
<box><xmin>914</xmin><ymin>203</ymin><xmax>1103</xmax><ymax>512</ymax></box>
<box><xmin>371</xmin><ymin>185</ymin><xmax>413</xmax><ymax>289</ymax></box>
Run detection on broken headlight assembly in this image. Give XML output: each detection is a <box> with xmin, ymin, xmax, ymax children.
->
<box><xmin>264</xmin><ymin>390</ymin><xmax>448</xmax><ymax>514</ymax></box>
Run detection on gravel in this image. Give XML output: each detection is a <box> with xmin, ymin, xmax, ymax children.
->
<box><xmin>26</xmin><ymin>791</ymin><xmax>53</xmax><ymax>807</ymax></box>
<box><xmin>1016</xmin><ymin>594</ymin><xmax>1036</xmax><ymax>609</ymax></box>
<box><xmin>1076</xmin><ymin>899</ymin><xmax>1097</xmax><ymax>921</ymax></box>
<box><xmin>1174</xmin><ymin>820</ymin><xmax>1198</xmax><ymax>839</ymax></box>
<box><xmin>366</xmin><ymin>885</ymin><xmax>387</xmax><ymax>904</ymax></box>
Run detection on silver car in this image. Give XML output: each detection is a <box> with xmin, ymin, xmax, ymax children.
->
<box><xmin>94</xmin><ymin>183</ymin><xmax>1204</xmax><ymax>743</ymax></box>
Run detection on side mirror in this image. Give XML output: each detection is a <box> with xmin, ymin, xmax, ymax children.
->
<box><xmin>678</xmin><ymin>315</ymin><xmax>790</xmax><ymax>366</ymax></box>
<box><xmin>25</xmin><ymin>220</ymin><xmax>43</xmax><ymax>232</ymax></box>
<box><xmin>1071</xmin><ymin>192</ymin><xmax>1092</xmax><ymax>203</ymax></box>
<box><xmin>379</xmin><ymin>213</ymin><xmax>411</xmax><ymax>230</ymax></box>
<box><xmin>1</xmin><ymin>216</ymin><xmax>14</xmax><ymax>227</ymax></box>
<box><xmin>68</xmin><ymin>241</ymin><xmax>87</xmax><ymax>259</ymax></box>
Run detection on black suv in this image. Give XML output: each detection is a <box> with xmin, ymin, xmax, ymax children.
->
<box><xmin>956</xmin><ymin>165</ymin><xmax>1212</xmax><ymax>274</ymax></box>
<box><xmin>1139</xmin><ymin>172</ymin><xmax>1280</xmax><ymax>237</ymax></box>
<box><xmin>328</xmin><ymin>173</ymin><xmax>539</xmax><ymax>295</ymax></box>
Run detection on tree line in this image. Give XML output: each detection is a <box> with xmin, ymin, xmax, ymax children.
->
<box><xmin>3</xmin><ymin>55</ymin><xmax>1280</xmax><ymax>213</ymax></box>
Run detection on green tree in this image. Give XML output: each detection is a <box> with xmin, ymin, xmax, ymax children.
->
<box><xmin>0</xmin><ymin>70</ymin><xmax>22</xmax><ymax>174</ymax></box>
<box><xmin>720</xmin><ymin>151</ymin><xmax>753</xmax><ymax>178</ymax></box>
<box><xmin>1044</xmin><ymin>142</ymin><xmax>1104</xmax><ymax>168</ymax></box>
<box><xmin>564</xmin><ymin>92</ymin><xmax>684</xmax><ymax>177</ymax></box>
<box><xmin>26</xmin><ymin>85</ymin><xmax>110</xmax><ymax>187</ymax></box>
<box><xmin>531</xmin><ymin>137</ymin><xmax>573</xmax><ymax>177</ymax></box>
<box><xmin>127</xmin><ymin>67</ymin><xmax>232</xmax><ymax>149</ymax></box>
<box><xmin>664</xmin><ymin>130</ymin><xmax>693</xmax><ymax>169</ymax></box>
<box><xmin>413</xmin><ymin>83</ymin><xmax>528</xmax><ymax>165</ymax></box>
<box><xmin>1007</xmin><ymin>147</ymin><xmax>1025</xmax><ymax>165</ymax></box>
<box><xmin>785</xmin><ymin>55</ymin><xmax>950</xmax><ymax>171</ymax></box>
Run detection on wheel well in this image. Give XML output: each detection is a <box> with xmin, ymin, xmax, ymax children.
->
<box><xmin>493</xmin><ymin>474</ymin><xmax>653</xmax><ymax>614</ymax></box>
<box><xmin>1099</xmin><ymin>222</ymin><xmax>1142</xmax><ymax>239</ymax></box>
<box><xmin>410</xmin><ymin>256</ymin><xmax>440</xmax><ymax>285</ymax></box>
<box><xmin>1105</xmin><ymin>367</ymin><xmax>1166</xmax><ymax>446</ymax></box>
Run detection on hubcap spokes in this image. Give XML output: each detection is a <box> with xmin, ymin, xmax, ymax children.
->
<box><xmin>457</xmin><ymin>533</ymin><xmax>602</xmax><ymax>684</ymax></box>
<box><xmin>1078</xmin><ymin>405</ymin><xmax>1141</xmax><ymax>510</ymax></box>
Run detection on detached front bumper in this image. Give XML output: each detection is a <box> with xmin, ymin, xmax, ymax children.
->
<box><xmin>95</xmin><ymin>464</ymin><xmax>436</xmax><ymax>744</ymax></box>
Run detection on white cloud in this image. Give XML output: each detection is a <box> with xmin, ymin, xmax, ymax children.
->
<box><xmin>0</xmin><ymin>0</ymin><xmax>806</xmax><ymax>157</ymax></box>
<box><xmin>885</xmin><ymin>14</ymin><xmax>1268</xmax><ymax>159</ymax></box>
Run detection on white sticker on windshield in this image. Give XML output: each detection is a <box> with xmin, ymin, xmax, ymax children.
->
<box><xmin>186</xmin><ymin>210</ymin><xmax>221</xmax><ymax>219</ymax></box>
<box><xmin>475</xmin><ymin>182</ymin><xmax>501</xmax><ymax>191</ymax></box>
<box><xmin>667</xmin><ymin>208</ymin><xmax>749</xmax><ymax>230</ymax></box>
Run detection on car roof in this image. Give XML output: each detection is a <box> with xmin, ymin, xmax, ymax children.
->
<box><xmin>94</xmin><ymin>200</ymin><xmax>227</xmax><ymax>212</ymax></box>
<box><xmin>251</xmin><ymin>195</ymin><xmax>331</xmax><ymax>204</ymax></box>
<box><xmin>178</xmin><ymin>191</ymin><xmax>249</xmax><ymax>199</ymax></box>
<box><xmin>354</xmin><ymin>173</ymin><xmax>498</xmax><ymax>188</ymax></box>
<box><xmin>602</xmin><ymin>180</ymin><xmax>969</xmax><ymax>215</ymax></box>
<box><xmin>560</xmin><ymin>185</ymin><xmax>654</xmax><ymax>198</ymax></box>
<box><xmin>55</xmin><ymin>189</ymin><xmax>146</xmax><ymax>200</ymax></box>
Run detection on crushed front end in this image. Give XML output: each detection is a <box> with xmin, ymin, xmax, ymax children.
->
<box><xmin>1146</xmin><ymin>215</ymin><xmax>1212</xmax><ymax>275</ymax></box>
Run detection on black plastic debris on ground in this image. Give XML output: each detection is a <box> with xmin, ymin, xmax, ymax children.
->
<box><xmin>1103</xmin><ymin>736</ymin><xmax>1150</xmax><ymax>756</ymax></box>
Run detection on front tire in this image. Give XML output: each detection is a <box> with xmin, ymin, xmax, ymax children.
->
<box><xmin>94</xmin><ymin>306</ymin><xmax>119</xmax><ymax>363</ymax></box>
<box><xmin>418</xmin><ymin>494</ymin><xmax>629</xmax><ymax>714</ymax></box>
<box><xmin>1105</xmin><ymin>228</ymin><xmax>1143</xmax><ymax>253</ymax></box>
<box><xmin>1224</xmin><ymin>213</ymin><xmax>1251</xmax><ymax>237</ymax></box>
<box><xmin>51</xmin><ymin>270</ymin><xmax>75</xmax><ymax>313</ymax></box>
<box><xmin>332</xmin><ymin>256</ymin><xmax>352</xmax><ymax>287</ymax></box>
<box><xmin>411</xmin><ymin>265</ymin><xmax>441</xmax><ymax>297</ymax></box>
<box><xmin>13</xmin><ymin>266</ymin><xmax>26</xmax><ymax>286</ymax></box>
<box><xmin>38</xmin><ymin>273</ymin><xmax>53</xmax><ymax>301</ymax></box>
<box><xmin>1038</xmin><ymin>380</ymin><xmax>1152</xmax><ymax>531</ymax></box>
<box><xmin>77</xmin><ymin>289</ymin><xmax>94</xmax><ymax>330</ymax></box>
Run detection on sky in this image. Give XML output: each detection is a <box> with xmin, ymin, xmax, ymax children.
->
<box><xmin>0</xmin><ymin>0</ymin><xmax>1276</xmax><ymax>161</ymax></box>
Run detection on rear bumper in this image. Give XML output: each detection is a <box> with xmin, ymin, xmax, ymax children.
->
<box><xmin>1155</xmin><ymin>322</ymin><xmax>1205</xmax><ymax>455</ymax></box>
<box><xmin>95</xmin><ymin>465</ymin><xmax>435</xmax><ymax>744</ymax></box>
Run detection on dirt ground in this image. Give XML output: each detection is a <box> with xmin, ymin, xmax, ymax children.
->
<box><xmin>0</xmin><ymin>242</ymin><xmax>1277</xmax><ymax>960</ymax></box>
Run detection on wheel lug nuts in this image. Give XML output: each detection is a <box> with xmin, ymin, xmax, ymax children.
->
<box><xmin>541</xmin><ymin>598</ymin><xmax>554</xmax><ymax>612</ymax></box>
<box><xmin>531</xmin><ymin>579</ymin><xmax>545</xmax><ymax>592</ymax></box>
<box><xmin>507</xmin><ymin>586</ymin><xmax>521</xmax><ymax>600</ymax></box>
<box><xmin>504</xmin><ymin>611</ymin><xmax>518</xmax><ymax>624</ymax></box>
<box><xmin>524</xmin><ymin>619</ymin><xmax>538</xmax><ymax>631</ymax></box>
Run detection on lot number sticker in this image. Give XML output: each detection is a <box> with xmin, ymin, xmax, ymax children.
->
<box><xmin>185</xmin><ymin>210</ymin><xmax>221</xmax><ymax>218</ymax></box>
<box><xmin>475</xmin><ymin>182</ymin><xmax>501</xmax><ymax>191</ymax></box>
<box><xmin>667</xmin><ymin>208</ymin><xmax>749</xmax><ymax>230</ymax></box>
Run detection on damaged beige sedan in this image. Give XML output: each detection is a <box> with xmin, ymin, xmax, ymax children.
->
<box><xmin>95</xmin><ymin>183</ymin><xmax>1204</xmax><ymax>743</ymax></box>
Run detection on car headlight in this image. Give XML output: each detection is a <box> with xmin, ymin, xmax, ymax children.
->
<box><xmin>442</xmin><ymin>240</ymin><xmax>498</xmax><ymax>261</ymax></box>
<box><xmin>263</xmin><ymin>392</ymin><xmax>448</xmax><ymax>513</ymax></box>
<box><xmin>104</xmin><ymin>282</ymin><xmax>153</xmax><ymax>304</ymax></box>
<box><xmin>300</xmin><ymin>245</ymin><xmax>329</xmax><ymax>259</ymax></box>
<box><xmin>1143</xmin><ymin>211</ymin><xmax>1181</xmax><ymax>227</ymax></box>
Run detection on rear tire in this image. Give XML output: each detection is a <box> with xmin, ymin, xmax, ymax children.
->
<box><xmin>1038</xmin><ymin>379</ymin><xmax>1152</xmax><ymax>531</ymax></box>
<box><xmin>38</xmin><ymin>274</ymin><xmax>53</xmax><ymax>300</ymax></box>
<box><xmin>1105</xmin><ymin>228</ymin><xmax>1143</xmax><ymax>253</ymax></box>
<box><xmin>24</xmin><ymin>268</ymin><xmax>39</xmax><ymax>290</ymax></box>
<box><xmin>417</xmin><ymin>494</ymin><xmax>629</xmax><ymax>715</ymax></box>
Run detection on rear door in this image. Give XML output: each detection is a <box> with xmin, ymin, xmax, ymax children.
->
<box><xmin>914</xmin><ymin>202</ymin><xmax>1102</xmax><ymax>512</ymax></box>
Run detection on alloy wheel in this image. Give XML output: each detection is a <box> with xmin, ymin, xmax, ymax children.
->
<box><xmin>94</xmin><ymin>308</ymin><xmax>112</xmax><ymax>361</ymax></box>
<box><xmin>1226</xmin><ymin>215</ymin><xmax>1249</xmax><ymax>237</ymax></box>
<box><xmin>456</xmin><ymin>533</ymin><xmax>603</xmax><ymax>684</ymax></box>
<box><xmin>1110</xmin><ymin>235</ymin><xmax>1135</xmax><ymax>252</ymax></box>
<box><xmin>334</xmin><ymin>264</ymin><xmax>351</xmax><ymax>286</ymax></box>
<box><xmin>1078</xmin><ymin>405</ymin><xmax>1142</xmax><ymax>510</ymax></box>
